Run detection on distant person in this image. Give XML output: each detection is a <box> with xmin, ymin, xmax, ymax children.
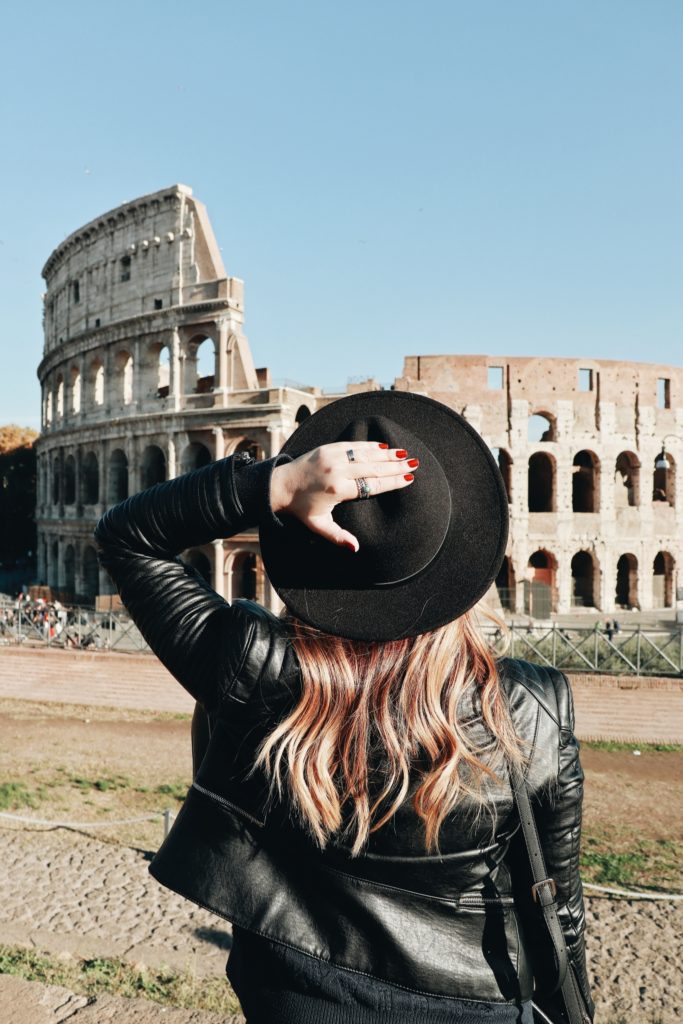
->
<box><xmin>96</xmin><ymin>392</ymin><xmax>593</xmax><ymax>1024</ymax></box>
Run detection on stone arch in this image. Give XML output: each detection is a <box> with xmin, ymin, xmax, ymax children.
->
<box><xmin>528</xmin><ymin>412</ymin><xmax>556</xmax><ymax>443</ymax></box>
<box><xmin>572</xmin><ymin>450</ymin><xmax>600</xmax><ymax>513</ymax></box>
<box><xmin>141</xmin><ymin>444</ymin><xmax>166</xmax><ymax>489</ymax></box>
<box><xmin>81</xmin><ymin>545</ymin><xmax>100</xmax><ymax>603</ymax></box>
<box><xmin>45</xmin><ymin>389</ymin><xmax>53</xmax><ymax>427</ymax></box>
<box><xmin>64</xmin><ymin>544</ymin><xmax>76</xmax><ymax>597</ymax></box>
<box><xmin>653</xmin><ymin>551</ymin><xmax>675</xmax><ymax>608</ymax></box>
<box><xmin>158</xmin><ymin>345</ymin><xmax>170</xmax><ymax>397</ymax></box>
<box><xmin>180</xmin><ymin>442</ymin><xmax>212</xmax><ymax>473</ymax></box>
<box><xmin>70</xmin><ymin>366</ymin><xmax>81</xmax><ymax>414</ymax></box>
<box><xmin>108</xmin><ymin>449</ymin><xmax>128</xmax><ymax>503</ymax></box>
<box><xmin>653</xmin><ymin>452</ymin><xmax>676</xmax><ymax>506</ymax></box>
<box><xmin>495</xmin><ymin>555</ymin><xmax>515</xmax><ymax>611</ymax></box>
<box><xmin>51</xmin><ymin>455</ymin><xmax>60</xmax><ymax>505</ymax></box>
<box><xmin>492</xmin><ymin>448</ymin><xmax>512</xmax><ymax>503</ymax></box>
<box><xmin>571</xmin><ymin>550</ymin><xmax>599</xmax><ymax>608</ymax></box>
<box><xmin>525</xmin><ymin>550</ymin><xmax>557</xmax><ymax>617</ymax></box>
<box><xmin>89</xmin><ymin>358</ymin><xmax>104</xmax><ymax>407</ymax></box>
<box><xmin>114</xmin><ymin>350</ymin><xmax>134</xmax><ymax>406</ymax></box>
<box><xmin>81</xmin><ymin>451</ymin><xmax>99</xmax><ymax>505</ymax></box>
<box><xmin>232</xmin><ymin>551</ymin><xmax>257</xmax><ymax>601</ymax></box>
<box><xmin>64</xmin><ymin>454</ymin><xmax>76</xmax><ymax>505</ymax></box>
<box><xmin>184</xmin><ymin>335</ymin><xmax>216</xmax><ymax>394</ymax></box>
<box><xmin>295</xmin><ymin>404</ymin><xmax>312</xmax><ymax>424</ymax></box>
<box><xmin>184</xmin><ymin>548</ymin><xmax>212</xmax><ymax>585</ymax></box>
<box><xmin>56</xmin><ymin>375</ymin><xmax>64</xmax><ymax>419</ymax></box>
<box><xmin>528</xmin><ymin>452</ymin><xmax>555</xmax><ymax>512</ymax></box>
<box><xmin>615</xmin><ymin>553</ymin><xmax>639</xmax><ymax>609</ymax></box>
<box><xmin>615</xmin><ymin>451</ymin><xmax>640</xmax><ymax>508</ymax></box>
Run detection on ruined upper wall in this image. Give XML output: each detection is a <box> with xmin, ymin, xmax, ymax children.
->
<box><xmin>41</xmin><ymin>185</ymin><xmax>232</xmax><ymax>354</ymax></box>
<box><xmin>396</xmin><ymin>354</ymin><xmax>683</xmax><ymax>442</ymax></box>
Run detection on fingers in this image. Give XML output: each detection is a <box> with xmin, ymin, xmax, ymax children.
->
<box><xmin>306</xmin><ymin>513</ymin><xmax>359</xmax><ymax>552</ymax></box>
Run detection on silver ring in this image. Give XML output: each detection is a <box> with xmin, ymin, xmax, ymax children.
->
<box><xmin>356</xmin><ymin>477</ymin><xmax>371</xmax><ymax>500</ymax></box>
<box><xmin>346</xmin><ymin>449</ymin><xmax>356</xmax><ymax>463</ymax></box>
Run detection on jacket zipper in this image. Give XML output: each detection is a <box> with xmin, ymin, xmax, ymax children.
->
<box><xmin>457</xmin><ymin>894</ymin><xmax>514</xmax><ymax>908</ymax></box>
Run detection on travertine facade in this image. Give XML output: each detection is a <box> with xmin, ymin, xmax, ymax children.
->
<box><xmin>36</xmin><ymin>185</ymin><xmax>337</xmax><ymax>606</ymax></box>
<box><xmin>36</xmin><ymin>186</ymin><xmax>683</xmax><ymax>616</ymax></box>
<box><xmin>395</xmin><ymin>356</ymin><xmax>683</xmax><ymax>615</ymax></box>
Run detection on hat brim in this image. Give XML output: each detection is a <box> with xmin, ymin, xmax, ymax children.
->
<box><xmin>259</xmin><ymin>391</ymin><xmax>508</xmax><ymax>641</ymax></box>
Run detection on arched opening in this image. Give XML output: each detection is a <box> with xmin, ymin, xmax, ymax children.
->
<box><xmin>81</xmin><ymin>546</ymin><xmax>100</xmax><ymax>603</ymax></box>
<box><xmin>70</xmin><ymin>367</ymin><xmax>81</xmax><ymax>414</ymax></box>
<box><xmin>46</xmin><ymin>391</ymin><xmax>53</xmax><ymax>426</ymax></box>
<box><xmin>185</xmin><ymin>549</ymin><xmax>212</xmax><ymax>585</ymax></box>
<box><xmin>528</xmin><ymin>412</ymin><xmax>556</xmax><ymax>443</ymax></box>
<box><xmin>653</xmin><ymin>551</ymin><xmax>675</xmax><ymax>608</ymax></box>
<box><xmin>653</xmin><ymin>453</ymin><xmax>676</xmax><ymax>506</ymax></box>
<box><xmin>571</xmin><ymin>551</ymin><xmax>598</xmax><ymax>608</ymax></box>
<box><xmin>232</xmin><ymin>552</ymin><xmax>257</xmax><ymax>601</ymax></box>
<box><xmin>235</xmin><ymin>438</ymin><xmax>264</xmax><ymax>461</ymax></box>
<box><xmin>141</xmin><ymin>445</ymin><xmax>166</xmax><ymax>489</ymax></box>
<box><xmin>572</xmin><ymin>451</ymin><xmax>599</xmax><ymax>513</ymax></box>
<box><xmin>51</xmin><ymin>540</ymin><xmax>59</xmax><ymax>586</ymax></box>
<box><xmin>52</xmin><ymin>458</ymin><xmax>60</xmax><ymax>505</ymax></box>
<box><xmin>615</xmin><ymin>452</ymin><xmax>639</xmax><ymax>508</ymax></box>
<box><xmin>81</xmin><ymin>451</ymin><xmax>99</xmax><ymax>505</ymax></box>
<box><xmin>295</xmin><ymin>404</ymin><xmax>312</xmax><ymax>424</ymax></box>
<box><xmin>528</xmin><ymin>452</ymin><xmax>555</xmax><ymax>512</ymax></box>
<box><xmin>495</xmin><ymin>555</ymin><xmax>515</xmax><ymax>611</ymax></box>
<box><xmin>180</xmin><ymin>442</ymin><xmax>212</xmax><ymax>474</ymax></box>
<box><xmin>615</xmin><ymin>554</ymin><xmax>639</xmax><ymax>609</ymax></box>
<box><xmin>158</xmin><ymin>346</ymin><xmax>170</xmax><ymax>397</ymax></box>
<box><xmin>56</xmin><ymin>375</ymin><xmax>64</xmax><ymax>418</ymax></box>
<box><xmin>64</xmin><ymin>455</ymin><xmax>76</xmax><ymax>505</ymax></box>
<box><xmin>525</xmin><ymin>550</ymin><xmax>556</xmax><ymax>618</ymax></box>
<box><xmin>64</xmin><ymin>545</ymin><xmax>75</xmax><ymax>598</ymax></box>
<box><xmin>195</xmin><ymin>338</ymin><xmax>215</xmax><ymax>393</ymax></box>
<box><xmin>108</xmin><ymin>449</ymin><xmax>128</xmax><ymax>503</ymax></box>
<box><xmin>491</xmin><ymin>448</ymin><xmax>512</xmax><ymax>503</ymax></box>
<box><xmin>91</xmin><ymin>360</ymin><xmax>104</xmax><ymax>406</ymax></box>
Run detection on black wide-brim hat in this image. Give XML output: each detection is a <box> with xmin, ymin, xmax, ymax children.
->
<box><xmin>259</xmin><ymin>390</ymin><xmax>508</xmax><ymax>641</ymax></box>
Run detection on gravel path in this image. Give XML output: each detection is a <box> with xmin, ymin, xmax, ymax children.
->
<box><xmin>0</xmin><ymin>830</ymin><xmax>681</xmax><ymax>1022</ymax></box>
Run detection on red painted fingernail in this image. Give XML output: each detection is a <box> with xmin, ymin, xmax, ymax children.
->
<box><xmin>396</xmin><ymin>449</ymin><xmax>407</xmax><ymax>458</ymax></box>
<box><xmin>407</xmin><ymin>458</ymin><xmax>419</xmax><ymax>468</ymax></box>
<box><xmin>404</xmin><ymin>473</ymin><xmax>414</xmax><ymax>482</ymax></box>
<box><xmin>378</xmin><ymin>443</ymin><xmax>389</xmax><ymax>449</ymax></box>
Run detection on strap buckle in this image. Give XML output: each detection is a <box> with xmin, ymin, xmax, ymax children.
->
<box><xmin>531</xmin><ymin>878</ymin><xmax>557</xmax><ymax>903</ymax></box>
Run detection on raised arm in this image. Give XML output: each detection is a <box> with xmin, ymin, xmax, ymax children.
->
<box><xmin>94</xmin><ymin>452</ymin><xmax>289</xmax><ymax>710</ymax></box>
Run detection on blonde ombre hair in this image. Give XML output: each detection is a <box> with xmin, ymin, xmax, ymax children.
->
<box><xmin>254</xmin><ymin>609</ymin><xmax>528</xmax><ymax>857</ymax></box>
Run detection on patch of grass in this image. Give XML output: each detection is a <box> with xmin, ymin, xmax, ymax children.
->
<box><xmin>581</xmin><ymin>833</ymin><xmax>683</xmax><ymax>891</ymax></box>
<box><xmin>582</xmin><ymin>739</ymin><xmax>683</xmax><ymax>753</ymax></box>
<box><xmin>70</xmin><ymin>774</ymin><xmax>131</xmax><ymax>792</ymax></box>
<box><xmin>0</xmin><ymin>944</ymin><xmax>241</xmax><ymax>1015</ymax></box>
<box><xmin>0</xmin><ymin>781</ymin><xmax>46</xmax><ymax>810</ymax></box>
<box><xmin>154</xmin><ymin>782</ymin><xmax>188</xmax><ymax>801</ymax></box>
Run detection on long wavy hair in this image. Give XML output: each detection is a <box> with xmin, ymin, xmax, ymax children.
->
<box><xmin>253</xmin><ymin>609</ymin><xmax>528</xmax><ymax>857</ymax></box>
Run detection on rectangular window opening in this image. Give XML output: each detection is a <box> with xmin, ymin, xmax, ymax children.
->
<box><xmin>154</xmin><ymin>299</ymin><xmax>163</xmax><ymax>310</ymax></box>
<box><xmin>657</xmin><ymin>378</ymin><xmax>671</xmax><ymax>409</ymax></box>
<box><xmin>578</xmin><ymin>368</ymin><xmax>593</xmax><ymax>392</ymax></box>
<box><xmin>72</xmin><ymin>281</ymin><xmax>80</xmax><ymax>304</ymax></box>
<box><xmin>120</xmin><ymin>256</ymin><xmax>131</xmax><ymax>283</ymax></box>
<box><xmin>487</xmin><ymin>366</ymin><xmax>504</xmax><ymax>390</ymax></box>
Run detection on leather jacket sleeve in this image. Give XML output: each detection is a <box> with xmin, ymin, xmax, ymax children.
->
<box><xmin>94</xmin><ymin>452</ymin><xmax>290</xmax><ymax>712</ymax></box>
<box><xmin>508</xmin><ymin>670</ymin><xmax>595</xmax><ymax>1022</ymax></box>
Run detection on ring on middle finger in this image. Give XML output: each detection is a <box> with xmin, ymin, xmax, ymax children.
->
<box><xmin>356</xmin><ymin>477</ymin><xmax>371</xmax><ymax>500</ymax></box>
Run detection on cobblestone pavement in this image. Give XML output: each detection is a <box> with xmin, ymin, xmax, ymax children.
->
<box><xmin>1</xmin><ymin>830</ymin><xmax>681</xmax><ymax>1022</ymax></box>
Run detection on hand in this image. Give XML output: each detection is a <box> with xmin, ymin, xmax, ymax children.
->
<box><xmin>270</xmin><ymin>442</ymin><xmax>418</xmax><ymax>550</ymax></box>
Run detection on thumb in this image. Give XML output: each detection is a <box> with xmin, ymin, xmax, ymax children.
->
<box><xmin>306</xmin><ymin>513</ymin><xmax>359</xmax><ymax>552</ymax></box>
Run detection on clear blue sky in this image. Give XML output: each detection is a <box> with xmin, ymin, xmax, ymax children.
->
<box><xmin>1</xmin><ymin>0</ymin><xmax>682</xmax><ymax>429</ymax></box>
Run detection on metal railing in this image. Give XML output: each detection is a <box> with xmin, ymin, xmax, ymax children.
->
<box><xmin>0</xmin><ymin>600</ymin><xmax>147</xmax><ymax>653</ymax></box>
<box><xmin>482</xmin><ymin>623</ymin><xmax>683</xmax><ymax>677</ymax></box>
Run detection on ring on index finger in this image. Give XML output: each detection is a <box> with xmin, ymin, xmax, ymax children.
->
<box><xmin>346</xmin><ymin>449</ymin><xmax>356</xmax><ymax>463</ymax></box>
<box><xmin>356</xmin><ymin>477</ymin><xmax>371</xmax><ymax>500</ymax></box>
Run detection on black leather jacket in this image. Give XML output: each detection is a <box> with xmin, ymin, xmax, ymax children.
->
<box><xmin>94</xmin><ymin>452</ymin><xmax>594</xmax><ymax>1021</ymax></box>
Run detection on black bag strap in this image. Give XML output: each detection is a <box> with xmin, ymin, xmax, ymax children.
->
<box><xmin>509</xmin><ymin>760</ymin><xmax>592</xmax><ymax>1024</ymax></box>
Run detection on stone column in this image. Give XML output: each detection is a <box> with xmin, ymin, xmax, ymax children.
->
<box><xmin>213</xmin><ymin>428</ymin><xmax>225</xmax><ymax>462</ymax></box>
<box><xmin>169</xmin><ymin>330</ymin><xmax>182</xmax><ymax>412</ymax></box>
<box><xmin>133</xmin><ymin>338</ymin><xmax>142</xmax><ymax>409</ymax></box>
<box><xmin>128</xmin><ymin>435</ymin><xmax>140</xmax><ymax>494</ymax></box>
<box><xmin>98</xmin><ymin>442</ymin><xmax>107</xmax><ymax>513</ymax></box>
<box><xmin>556</xmin><ymin>557</ymin><xmax>572</xmax><ymax>615</ymax></box>
<box><xmin>167</xmin><ymin>435</ymin><xmax>177</xmax><ymax>480</ymax></box>
<box><xmin>75</xmin><ymin>448</ymin><xmax>83</xmax><ymax>514</ymax></box>
<box><xmin>216</xmin><ymin>320</ymin><xmax>230</xmax><ymax>408</ymax></box>
<box><xmin>212</xmin><ymin>540</ymin><xmax>225</xmax><ymax>598</ymax></box>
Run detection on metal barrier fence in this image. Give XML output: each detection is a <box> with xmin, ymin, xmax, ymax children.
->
<box><xmin>2</xmin><ymin>598</ymin><xmax>682</xmax><ymax>675</ymax></box>
<box><xmin>0</xmin><ymin>600</ymin><xmax>147</xmax><ymax>653</ymax></box>
<box><xmin>482</xmin><ymin>622</ymin><xmax>683</xmax><ymax>677</ymax></box>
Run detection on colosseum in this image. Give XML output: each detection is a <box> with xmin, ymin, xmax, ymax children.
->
<box><xmin>36</xmin><ymin>184</ymin><xmax>683</xmax><ymax>618</ymax></box>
